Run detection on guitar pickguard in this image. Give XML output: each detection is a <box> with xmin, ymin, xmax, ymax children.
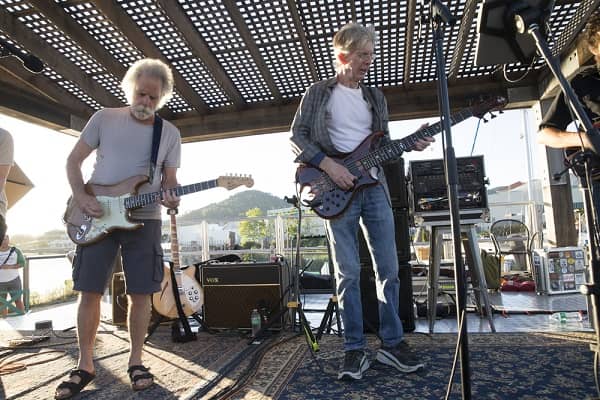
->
<box><xmin>74</xmin><ymin>194</ymin><xmax>143</xmax><ymax>244</ymax></box>
<box><xmin>181</xmin><ymin>273</ymin><xmax>203</xmax><ymax>311</ymax></box>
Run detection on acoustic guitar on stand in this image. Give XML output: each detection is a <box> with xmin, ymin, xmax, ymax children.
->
<box><xmin>296</xmin><ymin>96</ymin><xmax>507</xmax><ymax>219</ymax></box>
<box><xmin>152</xmin><ymin>208</ymin><xmax>202</xmax><ymax>318</ymax></box>
<box><xmin>64</xmin><ymin>174</ymin><xmax>254</xmax><ymax>246</ymax></box>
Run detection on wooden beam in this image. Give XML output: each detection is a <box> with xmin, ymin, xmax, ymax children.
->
<box><xmin>29</xmin><ymin>0</ymin><xmax>128</xmax><ymax>79</ymax></box>
<box><xmin>349</xmin><ymin>1</ymin><xmax>357</xmax><ymax>23</ymax></box>
<box><xmin>30</xmin><ymin>0</ymin><xmax>178</xmax><ymax>120</ymax></box>
<box><xmin>403</xmin><ymin>0</ymin><xmax>417</xmax><ymax>85</ymax></box>
<box><xmin>0</xmin><ymin>58</ymin><xmax>95</xmax><ymax>120</ymax></box>
<box><xmin>448</xmin><ymin>0</ymin><xmax>478</xmax><ymax>82</ymax></box>
<box><xmin>286</xmin><ymin>0</ymin><xmax>319</xmax><ymax>82</ymax></box>
<box><xmin>0</xmin><ymin>6</ymin><xmax>122</xmax><ymax>108</ymax></box>
<box><xmin>175</xmin><ymin>104</ymin><xmax>297</xmax><ymax>142</ymax></box>
<box><xmin>221</xmin><ymin>0</ymin><xmax>282</xmax><ymax>101</ymax></box>
<box><xmin>174</xmin><ymin>77</ymin><xmax>534</xmax><ymax>142</ymax></box>
<box><xmin>94</xmin><ymin>0</ymin><xmax>209</xmax><ymax>113</ymax></box>
<box><xmin>156</xmin><ymin>0</ymin><xmax>244</xmax><ymax>108</ymax></box>
<box><xmin>532</xmin><ymin>99</ymin><xmax>577</xmax><ymax>247</ymax></box>
<box><xmin>0</xmin><ymin>79</ymin><xmax>80</xmax><ymax>131</ymax></box>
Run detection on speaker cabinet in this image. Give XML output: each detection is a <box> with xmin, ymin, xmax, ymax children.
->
<box><xmin>360</xmin><ymin>262</ymin><xmax>415</xmax><ymax>333</ymax></box>
<box><xmin>383</xmin><ymin>158</ymin><xmax>408</xmax><ymax>209</ymax></box>
<box><xmin>201</xmin><ymin>262</ymin><xmax>289</xmax><ymax>330</ymax></box>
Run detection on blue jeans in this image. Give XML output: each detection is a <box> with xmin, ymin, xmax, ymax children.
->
<box><xmin>325</xmin><ymin>184</ymin><xmax>403</xmax><ymax>351</ymax></box>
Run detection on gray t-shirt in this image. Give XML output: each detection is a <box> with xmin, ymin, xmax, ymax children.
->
<box><xmin>81</xmin><ymin>107</ymin><xmax>181</xmax><ymax>220</ymax></box>
<box><xmin>0</xmin><ymin>128</ymin><xmax>14</xmax><ymax>218</ymax></box>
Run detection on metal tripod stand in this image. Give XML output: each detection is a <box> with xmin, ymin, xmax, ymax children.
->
<box><xmin>316</xmin><ymin>232</ymin><xmax>342</xmax><ymax>340</ymax></box>
<box><xmin>250</xmin><ymin>195</ymin><xmax>319</xmax><ymax>355</ymax></box>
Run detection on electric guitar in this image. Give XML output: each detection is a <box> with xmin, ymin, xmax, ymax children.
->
<box><xmin>64</xmin><ymin>174</ymin><xmax>254</xmax><ymax>245</ymax></box>
<box><xmin>152</xmin><ymin>208</ymin><xmax>202</xmax><ymax>318</ymax></box>
<box><xmin>296</xmin><ymin>96</ymin><xmax>507</xmax><ymax>219</ymax></box>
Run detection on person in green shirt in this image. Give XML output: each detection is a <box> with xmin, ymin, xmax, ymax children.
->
<box><xmin>0</xmin><ymin>230</ymin><xmax>26</xmax><ymax>317</ymax></box>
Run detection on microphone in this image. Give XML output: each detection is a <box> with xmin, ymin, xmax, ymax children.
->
<box><xmin>0</xmin><ymin>38</ymin><xmax>44</xmax><ymax>73</ymax></box>
<box><xmin>284</xmin><ymin>195</ymin><xmax>298</xmax><ymax>206</ymax></box>
<box><xmin>419</xmin><ymin>0</ymin><xmax>457</xmax><ymax>26</ymax></box>
<box><xmin>431</xmin><ymin>0</ymin><xmax>457</xmax><ymax>25</ymax></box>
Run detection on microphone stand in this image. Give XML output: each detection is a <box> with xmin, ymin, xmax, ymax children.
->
<box><xmin>427</xmin><ymin>1</ymin><xmax>472</xmax><ymax>399</ymax></box>
<box><xmin>511</xmin><ymin>5</ymin><xmax>600</xmax><ymax>397</ymax></box>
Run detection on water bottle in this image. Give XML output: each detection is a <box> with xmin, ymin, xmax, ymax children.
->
<box><xmin>549</xmin><ymin>311</ymin><xmax>583</xmax><ymax>323</ymax></box>
<box><xmin>251</xmin><ymin>309</ymin><xmax>261</xmax><ymax>337</ymax></box>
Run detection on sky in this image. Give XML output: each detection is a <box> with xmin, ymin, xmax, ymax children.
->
<box><xmin>0</xmin><ymin>106</ymin><xmax>541</xmax><ymax>237</ymax></box>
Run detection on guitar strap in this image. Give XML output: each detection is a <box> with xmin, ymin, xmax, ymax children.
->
<box><xmin>168</xmin><ymin>262</ymin><xmax>195</xmax><ymax>342</ymax></box>
<box><xmin>0</xmin><ymin>247</ymin><xmax>15</xmax><ymax>265</ymax></box>
<box><xmin>148</xmin><ymin>114</ymin><xmax>163</xmax><ymax>185</ymax></box>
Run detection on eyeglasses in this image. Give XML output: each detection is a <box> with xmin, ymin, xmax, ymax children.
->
<box><xmin>355</xmin><ymin>51</ymin><xmax>376</xmax><ymax>61</ymax></box>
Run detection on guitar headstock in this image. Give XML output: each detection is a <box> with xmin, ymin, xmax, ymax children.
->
<box><xmin>470</xmin><ymin>95</ymin><xmax>508</xmax><ymax>121</ymax></box>
<box><xmin>217</xmin><ymin>174</ymin><xmax>254</xmax><ymax>190</ymax></box>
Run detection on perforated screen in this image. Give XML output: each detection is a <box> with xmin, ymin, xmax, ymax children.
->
<box><xmin>0</xmin><ymin>0</ymin><xmax>594</xmax><ymax>140</ymax></box>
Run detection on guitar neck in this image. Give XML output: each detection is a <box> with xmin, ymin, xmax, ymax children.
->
<box><xmin>124</xmin><ymin>179</ymin><xmax>219</xmax><ymax>209</ymax></box>
<box><xmin>169</xmin><ymin>213</ymin><xmax>181</xmax><ymax>272</ymax></box>
<box><xmin>361</xmin><ymin>107</ymin><xmax>474</xmax><ymax>169</ymax></box>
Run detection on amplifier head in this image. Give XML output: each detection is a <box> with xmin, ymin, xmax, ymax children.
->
<box><xmin>408</xmin><ymin>155</ymin><xmax>489</xmax><ymax>221</ymax></box>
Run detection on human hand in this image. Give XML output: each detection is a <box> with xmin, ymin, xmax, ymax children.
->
<box><xmin>74</xmin><ymin>192</ymin><xmax>104</xmax><ymax>218</ymax></box>
<box><xmin>412</xmin><ymin>136</ymin><xmax>435</xmax><ymax>152</ymax></box>
<box><xmin>320</xmin><ymin>157</ymin><xmax>356</xmax><ymax>191</ymax></box>
<box><xmin>161</xmin><ymin>187</ymin><xmax>180</xmax><ymax>209</ymax></box>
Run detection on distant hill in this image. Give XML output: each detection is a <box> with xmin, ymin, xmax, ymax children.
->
<box><xmin>178</xmin><ymin>190</ymin><xmax>289</xmax><ymax>224</ymax></box>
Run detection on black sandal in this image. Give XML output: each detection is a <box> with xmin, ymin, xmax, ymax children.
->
<box><xmin>54</xmin><ymin>369</ymin><xmax>95</xmax><ymax>399</ymax></box>
<box><xmin>127</xmin><ymin>365</ymin><xmax>154</xmax><ymax>391</ymax></box>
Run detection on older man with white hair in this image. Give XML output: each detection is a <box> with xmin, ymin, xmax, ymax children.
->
<box><xmin>291</xmin><ymin>23</ymin><xmax>431</xmax><ymax>381</ymax></box>
<box><xmin>56</xmin><ymin>58</ymin><xmax>181</xmax><ymax>399</ymax></box>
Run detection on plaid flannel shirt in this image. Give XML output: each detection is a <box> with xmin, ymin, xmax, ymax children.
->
<box><xmin>290</xmin><ymin>77</ymin><xmax>396</xmax><ymax>204</ymax></box>
<box><xmin>290</xmin><ymin>77</ymin><xmax>391</xmax><ymax>164</ymax></box>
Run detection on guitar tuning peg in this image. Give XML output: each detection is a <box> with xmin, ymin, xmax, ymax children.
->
<box><xmin>490</xmin><ymin>112</ymin><xmax>497</xmax><ymax>119</ymax></box>
<box><xmin>482</xmin><ymin>117</ymin><xmax>488</xmax><ymax>123</ymax></box>
<box><xmin>499</xmin><ymin>109</ymin><xmax>504</xmax><ymax>114</ymax></box>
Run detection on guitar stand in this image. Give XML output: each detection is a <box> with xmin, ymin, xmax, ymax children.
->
<box><xmin>146</xmin><ymin>311</ymin><xmax>208</xmax><ymax>343</ymax></box>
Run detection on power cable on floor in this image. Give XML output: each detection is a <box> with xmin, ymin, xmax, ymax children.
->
<box><xmin>0</xmin><ymin>349</ymin><xmax>67</xmax><ymax>375</ymax></box>
<box><xmin>210</xmin><ymin>334</ymin><xmax>302</xmax><ymax>400</ymax></box>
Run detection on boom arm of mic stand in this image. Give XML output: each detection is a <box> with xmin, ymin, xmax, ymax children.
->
<box><xmin>521</xmin><ymin>18</ymin><xmax>600</xmax><ymax>391</ymax></box>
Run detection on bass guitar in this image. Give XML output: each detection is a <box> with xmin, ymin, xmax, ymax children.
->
<box><xmin>296</xmin><ymin>96</ymin><xmax>507</xmax><ymax>219</ymax></box>
<box><xmin>152</xmin><ymin>208</ymin><xmax>202</xmax><ymax>319</ymax></box>
<box><xmin>64</xmin><ymin>174</ymin><xmax>254</xmax><ymax>245</ymax></box>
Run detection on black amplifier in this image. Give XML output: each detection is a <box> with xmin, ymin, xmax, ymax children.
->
<box><xmin>201</xmin><ymin>262</ymin><xmax>290</xmax><ymax>329</ymax></box>
<box><xmin>408</xmin><ymin>156</ymin><xmax>489</xmax><ymax>225</ymax></box>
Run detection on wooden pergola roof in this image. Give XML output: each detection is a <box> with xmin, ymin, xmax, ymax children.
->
<box><xmin>0</xmin><ymin>0</ymin><xmax>597</xmax><ymax>142</ymax></box>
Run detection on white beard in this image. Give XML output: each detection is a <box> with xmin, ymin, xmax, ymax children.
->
<box><xmin>131</xmin><ymin>105</ymin><xmax>154</xmax><ymax>120</ymax></box>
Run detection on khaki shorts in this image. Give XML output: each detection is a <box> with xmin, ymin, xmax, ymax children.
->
<box><xmin>72</xmin><ymin>220</ymin><xmax>164</xmax><ymax>294</ymax></box>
